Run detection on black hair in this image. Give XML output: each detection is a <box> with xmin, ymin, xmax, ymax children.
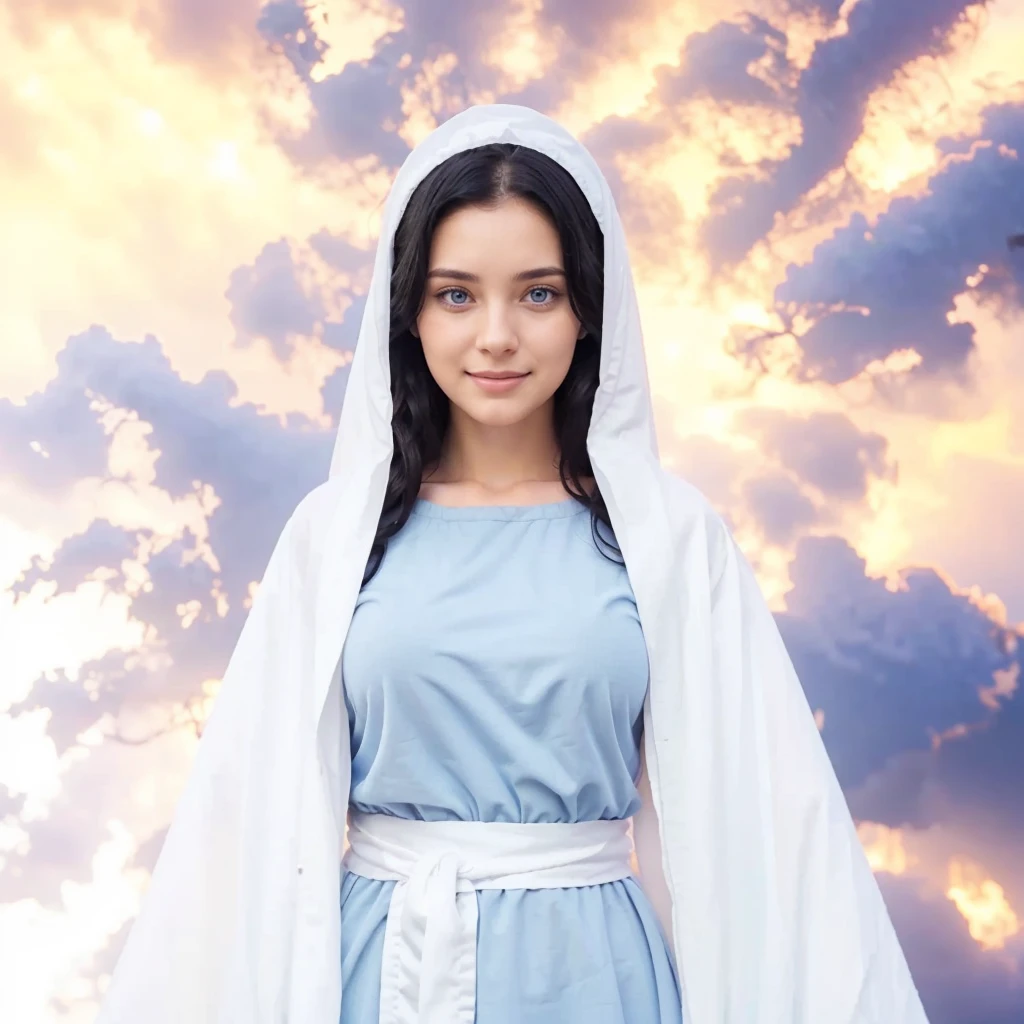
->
<box><xmin>363</xmin><ymin>142</ymin><xmax>623</xmax><ymax>584</ymax></box>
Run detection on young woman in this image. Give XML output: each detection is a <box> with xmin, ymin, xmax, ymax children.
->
<box><xmin>97</xmin><ymin>105</ymin><xmax>928</xmax><ymax>1024</ymax></box>
<box><xmin>337</xmin><ymin>143</ymin><xmax>680</xmax><ymax>1022</ymax></box>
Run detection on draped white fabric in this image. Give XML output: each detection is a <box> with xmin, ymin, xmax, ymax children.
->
<box><xmin>96</xmin><ymin>104</ymin><xmax>929</xmax><ymax>1024</ymax></box>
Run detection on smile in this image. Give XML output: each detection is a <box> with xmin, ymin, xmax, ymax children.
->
<box><xmin>466</xmin><ymin>372</ymin><xmax>530</xmax><ymax>393</ymax></box>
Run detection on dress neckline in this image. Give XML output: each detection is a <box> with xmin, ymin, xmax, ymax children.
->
<box><xmin>411</xmin><ymin>497</ymin><xmax>587</xmax><ymax>521</ymax></box>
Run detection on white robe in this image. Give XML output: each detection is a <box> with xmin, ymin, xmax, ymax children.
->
<box><xmin>96</xmin><ymin>104</ymin><xmax>929</xmax><ymax>1024</ymax></box>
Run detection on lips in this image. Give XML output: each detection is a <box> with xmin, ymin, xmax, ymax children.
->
<box><xmin>466</xmin><ymin>371</ymin><xmax>531</xmax><ymax>393</ymax></box>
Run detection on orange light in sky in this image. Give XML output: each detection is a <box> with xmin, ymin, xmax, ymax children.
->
<box><xmin>947</xmin><ymin>860</ymin><xmax>1021</xmax><ymax>951</ymax></box>
<box><xmin>857</xmin><ymin>823</ymin><xmax>909</xmax><ymax>876</ymax></box>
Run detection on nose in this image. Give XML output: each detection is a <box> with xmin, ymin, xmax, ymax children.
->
<box><xmin>475</xmin><ymin>302</ymin><xmax>519</xmax><ymax>356</ymax></box>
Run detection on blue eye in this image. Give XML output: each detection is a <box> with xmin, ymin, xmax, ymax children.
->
<box><xmin>527</xmin><ymin>287</ymin><xmax>557</xmax><ymax>304</ymax></box>
<box><xmin>441</xmin><ymin>288</ymin><xmax>470</xmax><ymax>306</ymax></box>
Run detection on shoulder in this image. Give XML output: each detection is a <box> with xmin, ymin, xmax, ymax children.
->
<box><xmin>278</xmin><ymin>478</ymin><xmax>347</xmax><ymax>562</ymax></box>
<box><xmin>655</xmin><ymin>468</ymin><xmax>734</xmax><ymax>578</ymax></box>
<box><xmin>292</xmin><ymin>478</ymin><xmax>345</xmax><ymax>525</ymax></box>
<box><xmin>657</xmin><ymin>468</ymin><xmax>727</xmax><ymax>533</ymax></box>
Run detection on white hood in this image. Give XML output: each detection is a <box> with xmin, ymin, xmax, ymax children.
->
<box><xmin>96</xmin><ymin>104</ymin><xmax>930</xmax><ymax>1024</ymax></box>
<box><xmin>328</xmin><ymin>103</ymin><xmax>659</xmax><ymax>487</ymax></box>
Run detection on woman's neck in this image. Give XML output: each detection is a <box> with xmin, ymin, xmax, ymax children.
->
<box><xmin>430</xmin><ymin>404</ymin><xmax>562</xmax><ymax>491</ymax></box>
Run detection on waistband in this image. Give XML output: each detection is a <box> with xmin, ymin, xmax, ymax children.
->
<box><xmin>342</xmin><ymin>809</ymin><xmax>636</xmax><ymax>1023</ymax></box>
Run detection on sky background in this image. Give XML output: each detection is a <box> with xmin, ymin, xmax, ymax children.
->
<box><xmin>1</xmin><ymin>0</ymin><xmax>1023</xmax><ymax>1021</ymax></box>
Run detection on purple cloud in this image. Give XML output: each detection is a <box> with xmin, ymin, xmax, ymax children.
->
<box><xmin>0</xmin><ymin>725</ymin><xmax>178</xmax><ymax>910</ymax></box>
<box><xmin>701</xmin><ymin>0</ymin><xmax>992</xmax><ymax>267</ymax></box>
<box><xmin>878</xmin><ymin>872</ymin><xmax>1024</xmax><ymax>1024</ymax></box>
<box><xmin>0</xmin><ymin>321</ymin><xmax>333</xmax><ymax>908</ymax></box>
<box><xmin>12</xmin><ymin>520</ymin><xmax>144</xmax><ymax>600</ymax></box>
<box><xmin>144</xmin><ymin>0</ymin><xmax>263</xmax><ymax>63</ymax></box>
<box><xmin>227</xmin><ymin>238</ymin><xmax>325</xmax><ymax>361</ymax></box>
<box><xmin>0</xmin><ymin>355</ymin><xmax>109</xmax><ymax>494</ymax></box>
<box><xmin>779</xmin><ymin>534</ymin><xmax>1017</xmax><ymax>792</ymax></box>
<box><xmin>0</xmin><ymin>786</ymin><xmax>25</xmax><ymax>822</ymax></box>
<box><xmin>258</xmin><ymin>0</ymin><xmax>669</xmax><ymax>170</ymax></box>
<box><xmin>3</xmin><ymin>326</ymin><xmax>330</xmax><ymax>754</ymax></box>
<box><xmin>656</xmin><ymin>14</ymin><xmax>790</xmax><ymax>109</ymax></box>
<box><xmin>741</xmin><ymin>470</ymin><xmax>820</xmax><ymax>545</ymax></box>
<box><xmin>226</xmin><ymin>230</ymin><xmax>369</xmax><ymax>371</ymax></box>
<box><xmin>734</xmin><ymin>101</ymin><xmax>1024</xmax><ymax>387</ymax></box>
<box><xmin>932</xmin><ymin>666</ymin><xmax>1024</xmax><ymax>910</ymax></box>
<box><xmin>737</xmin><ymin>408</ymin><xmax>896</xmax><ymax>501</ymax></box>
<box><xmin>33</xmin><ymin>329</ymin><xmax>327</xmax><ymax>562</ymax></box>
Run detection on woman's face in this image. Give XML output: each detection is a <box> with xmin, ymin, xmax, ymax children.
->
<box><xmin>415</xmin><ymin>198</ymin><xmax>585</xmax><ymax>430</ymax></box>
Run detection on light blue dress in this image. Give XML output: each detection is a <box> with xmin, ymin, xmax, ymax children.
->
<box><xmin>339</xmin><ymin>496</ymin><xmax>683</xmax><ymax>1023</ymax></box>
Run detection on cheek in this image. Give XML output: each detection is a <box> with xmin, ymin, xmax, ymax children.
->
<box><xmin>531</xmin><ymin>314</ymin><xmax>580</xmax><ymax>373</ymax></box>
<box><xmin>417</xmin><ymin>313</ymin><xmax>466</xmax><ymax>375</ymax></box>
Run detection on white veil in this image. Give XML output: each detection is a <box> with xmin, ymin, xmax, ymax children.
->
<box><xmin>97</xmin><ymin>104</ymin><xmax>929</xmax><ymax>1024</ymax></box>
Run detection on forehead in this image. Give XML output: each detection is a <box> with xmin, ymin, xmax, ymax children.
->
<box><xmin>428</xmin><ymin>199</ymin><xmax>562</xmax><ymax>269</ymax></box>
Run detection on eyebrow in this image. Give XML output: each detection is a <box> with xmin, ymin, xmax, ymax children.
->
<box><xmin>425</xmin><ymin>266</ymin><xmax>566</xmax><ymax>283</ymax></box>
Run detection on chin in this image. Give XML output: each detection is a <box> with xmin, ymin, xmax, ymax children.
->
<box><xmin>461</xmin><ymin>400</ymin><xmax>536</xmax><ymax>428</ymax></box>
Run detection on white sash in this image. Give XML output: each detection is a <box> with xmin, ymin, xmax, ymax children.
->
<box><xmin>342</xmin><ymin>809</ymin><xmax>637</xmax><ymax>1024</ymax></box>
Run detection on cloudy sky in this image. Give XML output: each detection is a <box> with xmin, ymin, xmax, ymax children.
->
<box><xmin>1</xmin><ymin>0</ymin><xmax>1023</xmax><ymax>1020</ymax></box>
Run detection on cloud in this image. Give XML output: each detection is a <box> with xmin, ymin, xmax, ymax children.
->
<box><xmin>227</xmin><ymin>238</ymin><xmax>326</xmax><ymax>361</ymax></box>
<box><xmin>740</xmin><ymin>470</ymin><xmax>819</xmax><ymax>545</ymax></box>
<box><xmin>781</xmin><ymin>530</ymin><xmax>1024</xmax><ymax>983</ymax></box>
<box><xmin>778</xmin><ymin>534</ymin><xmax>1017</xmax><ymax>792</ymax></box>
<box><xmin>259</xmin><ymin>0</ymin><xmax>488</xmax><ymax>168</ymax></box>
<box><xmin>0</xmin><ymin>727</ymin><xmax>192</xmax><ymax>939</ymax></box>
<box><xmin>294</xmin><ymin>56</ymin><xmax>412</xmax><ymax>167</ymax></box>
<box><xmin>556</xmin><ymin>11</ymin><xmax>802</xmax><ymax>267</ymax></box>
<box><xmin>310</xmin><ymin>227</ymin><xmax>374</xmax><ymax>277</ymax></box>
<box><xmin>669</xmin><ymin>434</ymin><xmax>748</xmax><ymax>515</ymax></box>
<box><xmin>846</xmin><ymin>749</ymin><xmax>940</xmax><ymax>830</ymax></box>
<box><xmin>0</xmin><ymin>368</ymin><xmax>109</xmax><ymax>496</ymax></box>
<box><xmin>878</xmin><ymin>872</ymin><xmax>1024</xmax><ymax>1024</ymax></box>
<box><xmin>239</xmin><ymin>228</ymin><xmax>370</xmax><ymax>420</ymax></box>
<box><xmin>226</xmin><ymin>230</ymin><xmax>369</xmax><ymax>398</ymax></box>
<box><xmin>534</xmin><ymin>0</ymin><xmax>660</xmax><ymax>50</ymax></box>
<box><xmin>577</xmin><ymin>115</ymin><xmax>676</xmax><ymax>246</ymax></box>
<box><xmin>933</xmin><ymin>661</ymin><xmax>1024</xmax><ymax>898</ymax></box>
<box><xmin>320</xmin><ymin>359</ymin><xmax>353</xmax><ymax>424</ymax></box>
<box><xmin>0</xmin><ymin>747</ymin><xmax>121</xmax><ymax>908</ymax></box>
<box><xmin>258</xmin><ymin>1</ymin><xmax>406</xmax><ymax>165</ymax></box>
<box><xmin>0</xmin><ymin>785</ymin><xmax>25</xmax><ymax>822</ymax></box>
<box><xmin>257</xmin><ymin>0</ymin><xmax>322</xmax><ymax>66</ymax></box>
<box><xmin>738</xmin><ymin>100</ymin><xmax>1024</xmax><ymax>386</ymax></box>
<box><xmin>787</xmin><ymin>0</ymin><xmax>845</xmax><ymax>16</ymax></box>
<box><xmin>672</xmin><ymin>409</ymin><xmax>895</xmax><ymax>546</ymax></box>
<box><xmin>8</xmin><ymin>0</ymin><xmax>264</xmax><ymax>65</ymax></box>
<box><xmin>11</xmin><ymin>520</ymin><xmax>143</xmax><ymax>600</ymax></box>
<box><xmin>0</xmin><ymin>319</ymin><xmax>336</xmax><ymax>912</ymax></box>
<box><xmin>903</xmin><ymin>449</ymin><xmax>1024</xmax><ymax>629</ymax></box>
<box><xmin>2</xmin><ymin>326</ymin><xmax>331</xmax><ymax>750</ymax></box>
<box><xmin>737</xmin><ymin>407</ymin><xmax>896</xmax><ymax>501</ymax></box>
<box><xmin>143</xmin><ymin>0</ymin><xmax>264</xmax><ymax>66</ymax></box>
<box><xmin>310</xmin><ymin>229</ymin><xmax>371</xmax><ymax>361</ymax></box>
<box><xmin>702</xmin><ymin>0</ymin><xmax>992</xmax><ymax>267</ymax></box>
<box><xmin>258</xmin><ymin>0</ymin><xmax>675</xmax><ymax>170</ymax></box>
<box><xmin>36</xmin><ymin>329</ymin><xmax>327</xmax><ymax>572</ymax></box>
<box><xmin>846</xmin><ymin>659</ymin><xmax>1024</xmax><ymax>919</ymax></box>
<box><xmin>387</xmin><ymin>0</ymin><xmax>514</xmax><ymax>71</ymax></box>
<box><xmin>8</xmin><ymin>538</ymin><xmax>246</xmax><ymax>770</ymax></box>
<box><xmin>655</xmin><ymin>13</ymin><xmax>790</xmax><ymax>108</ymax></box>
<box><xmin>8</xmin><ymin>659</ymin><xmax>143</xmax><ymax>759</ymax></box>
